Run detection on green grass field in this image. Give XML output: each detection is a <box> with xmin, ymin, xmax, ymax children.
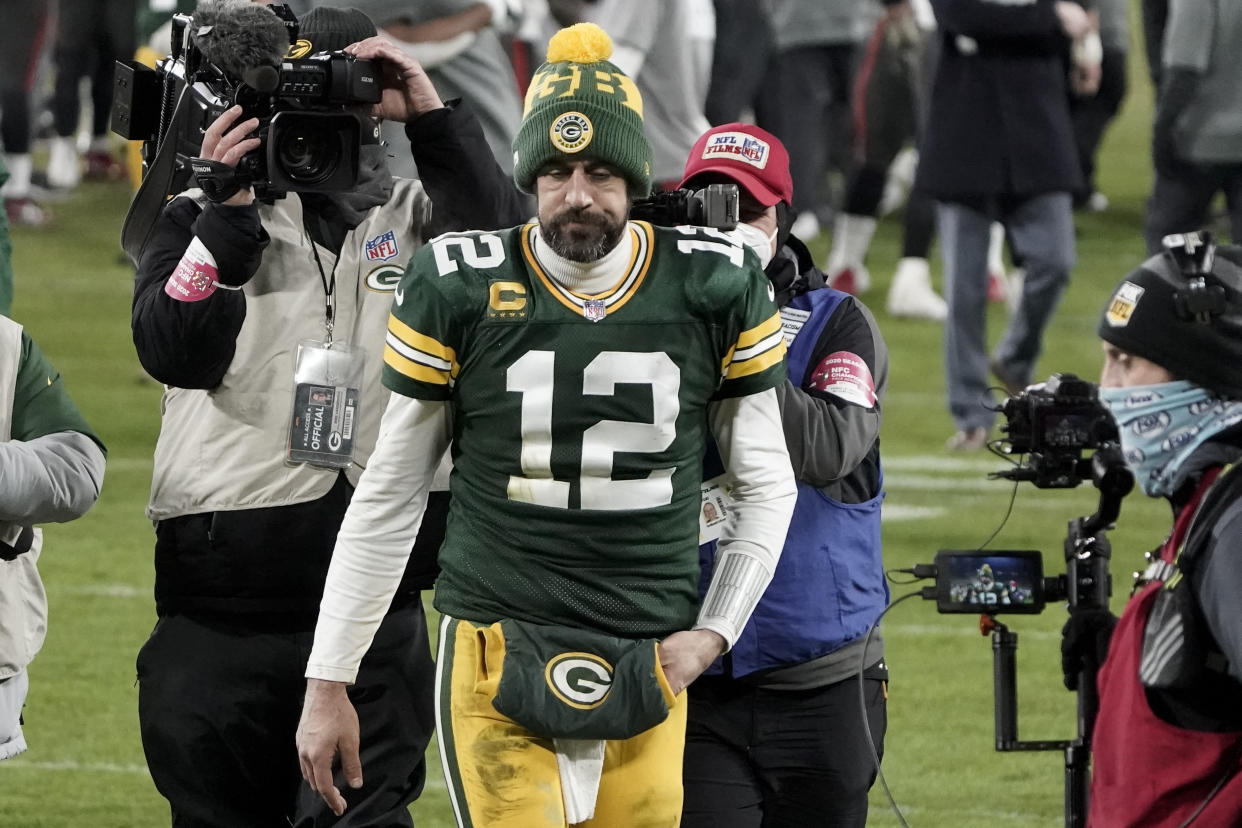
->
<box><xmin>3</xmin><ymin>14</ymin><xmax>1187</xmax><ymax>826</ymax></box>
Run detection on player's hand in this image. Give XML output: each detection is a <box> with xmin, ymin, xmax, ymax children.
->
<box><xmin>657</xmin><ymin>629</ymin><xmax>727</xmax><ymax>696</ymax></box>
<box><xmin>296</xmin><ymin>679</ymin><xmax>362</xmax><ymax>816</ymax></box>
<box><xmin>344</xmin><ymin>36</ymin><xmax>444</xmax><ymax>123</ymax></box>
<box><xmin>198</xmin><ymin>105</ymin><xmax>260</xmax><ymax>206</ymax></box>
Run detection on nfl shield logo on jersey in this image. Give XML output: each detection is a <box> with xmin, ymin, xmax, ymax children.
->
<box><xmin>583</xmin><ymin>299</ymin><xmax>607</xmax><ymax>322</ymax></box>
<box><xmin>365</xmin><ymin>230</ymin><xmax>399</xmax><ymax>262</ymax></box>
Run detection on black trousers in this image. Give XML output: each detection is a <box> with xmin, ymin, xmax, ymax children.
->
<box><xmin>51</xmin><ymin>0</ymin><xmax>137</xmax><ymax>138</ymax></box>
<box><xmin>0</xmin><ymin>0</ymin><xmax>49</xmax><ymax>155</ymax></box>
<box><xmin>756</xmin><ymin>43</ymin><xmax>858</xmax><ymax>220</ymax></box>
<box><xmin>137</xmin><ymin>604</ymin><xmax>435</xmax><ymax>828</ymax></box>
<box><xmin>681</xmin><ymin>665</ymin><xmax>888</xmax><ymax>828</ymax></box>
<box><xmin>1144</xmin><ymin>163</ymin><xmax>1242</xmax><ymax>254</ymax></box>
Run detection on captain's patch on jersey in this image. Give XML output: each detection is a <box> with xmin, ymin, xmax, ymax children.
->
<box><xmin>1105</xmin><ymin>281</ymin><xmax>1144</xmax><ymax>327</ymax></box>
<box><xmin>809</xmin><ymin>350</ymin><xmax>876</xmax><ymax>407</ymax></box>
<box><xmin>365</xmin><ymin>229</ymin><xmax>399</xmax><ymax>262</ymax></box>
<box><xmin>700</xmin><ymin>130</ymin><xmax>770</xmax><ymax>170</ymax></box>
<box><xmin>550</xmin><ymin>112</ymin><xmax>593</xmax><ymax>154</ymax></box>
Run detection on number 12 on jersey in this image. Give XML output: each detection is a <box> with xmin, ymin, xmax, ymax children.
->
<box><xmin>506</xmin><ymin>349</ymin><xmax>681</xmax><ymax>511</ymax></box>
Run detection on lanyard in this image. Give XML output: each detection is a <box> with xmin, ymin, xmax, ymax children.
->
<box><xmin>307</xmin><ymin>235</ymin><xmax>338</xmax><ymax>346</ymax></box>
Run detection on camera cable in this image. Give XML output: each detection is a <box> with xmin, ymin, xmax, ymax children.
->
<box><xmin>855</xmin><ymin>590</ymin><xmax>923</xmax><ymax>828</ymax></box>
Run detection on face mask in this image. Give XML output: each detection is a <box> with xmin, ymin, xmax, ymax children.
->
<box><xmin>324</xmin><ymin>143</ymin><xmax>394</xmax><ymax>228</ymax></box>
<box><xmin>1098</xmin><ymin>380</ymin><xmax>1242</xmax><ymax>496</ymax></box>
<box><xmin>731</xmin><ymin>222</ymin><xmax>777</xmax><ymax>270</ymax></box>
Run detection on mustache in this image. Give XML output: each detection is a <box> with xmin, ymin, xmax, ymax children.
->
<box><xmin>549</xmin><ymin>206</ymin><xmax>610</xmax><ymax>229</ymax></box>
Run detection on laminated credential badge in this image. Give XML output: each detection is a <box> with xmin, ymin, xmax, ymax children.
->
<box><xmin>287</xmin><ymin>340</ymin><xmax>364</xmax><ymax>468</ymax></box>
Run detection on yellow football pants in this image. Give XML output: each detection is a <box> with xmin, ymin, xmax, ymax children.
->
<box><xmin>434</xmin><ymin>615</ymin><xmax>687</xmax><ymax>828</ymax></box>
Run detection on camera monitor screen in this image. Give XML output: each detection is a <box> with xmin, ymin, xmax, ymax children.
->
<box><xmin>935</xmin><ymin>550</ymin><xmax>1046</xmax><ymax>614</ymax></box>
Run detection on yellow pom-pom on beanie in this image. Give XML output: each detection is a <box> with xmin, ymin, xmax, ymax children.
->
<box><xmin>512</xmin><ymin>23</ymin><xmax>651</xmax><ymax>195</ymax></box>
<box><xmin>545</xmin><ymin>22</ymin><xmax>613</xmax><ymax>64</ymax></box>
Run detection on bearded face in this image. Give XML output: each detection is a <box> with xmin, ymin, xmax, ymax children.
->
<box><xmin>539</xmin><ymin>204</ymin><xmax>628</xmax><ymax>263</ymax></box>
<box><xmin>535</xmin><ymin>160</ymin><xmax>631</xmax><ymax>263</ymax></box>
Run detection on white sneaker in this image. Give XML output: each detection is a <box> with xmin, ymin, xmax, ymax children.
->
<box><xmin>886</xmin><ymin>257</ymin><xmax>946</xmax><ymax>321</ymax></box>
<box><xmin>828</xmin><ymin>264</ymin><xmax>871</xmax><ymax>295</ymax></box>
<box><xmin>946</xmin><ymin>427</ymin><xmax>989</xmax><ymax>452</ymax></box>
<box><xmin>790</xmin><ymin>212</ymin><xmax>821</xmax><ymax>241</ymax></box>
<box><xmin>1086</xmin><ymin>191</ymin><xmax>1109</xmax><ymax>212</ymax></box>
<box><xmin>987</xmin><ymin>269</ymin><xmax>1009</xmax><ymax>304</ymax></box>
<box><xmin>47</xmin><ymin>137</ymin><xmax>80</xmax><ymax>190</ymax></box>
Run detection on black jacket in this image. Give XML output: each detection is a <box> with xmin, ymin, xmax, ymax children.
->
<box><xmin>916</xmin><ymin>0</ymin><xmax>1082</xmax><ymax>200</ymax></box>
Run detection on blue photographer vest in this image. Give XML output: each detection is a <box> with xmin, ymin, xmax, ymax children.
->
<box><xmin>700</xmin><ymin>288</ymin><xmax>889</xmax><ymax>678</ymax></box>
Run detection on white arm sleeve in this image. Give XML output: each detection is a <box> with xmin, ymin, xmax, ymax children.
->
<box><xmin>306</xmin><ymin>394</ymin><xmax>451</xmax><ymax>683</ymax></box>
<box><xmin>695</xmin><ymin>389</ymin><xmax>796</xmax><ymax>649</ymax></box>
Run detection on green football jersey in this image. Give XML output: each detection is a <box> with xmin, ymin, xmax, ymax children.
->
<box><xmin>383</xmin><ymin>221</ymin><xmax>786</xmax><ymax>637</ymax></box>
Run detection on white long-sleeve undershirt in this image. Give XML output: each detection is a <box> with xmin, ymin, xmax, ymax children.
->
<box><xmin>306</xmin><ymin>395</ymin><xmax>450</xmax><ymax>683</ymax></box>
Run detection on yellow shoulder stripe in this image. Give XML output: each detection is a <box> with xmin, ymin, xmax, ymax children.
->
<box><xmin>737</xmin><ymin>312</ymin><xmax>783</xmax><ymax>349</ymax></box>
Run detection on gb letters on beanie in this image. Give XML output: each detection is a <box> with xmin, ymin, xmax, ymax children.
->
<box><xmin>512</xmin><ymin>23</ymin><xmax>652</xmax><ymax>195</ymax></box>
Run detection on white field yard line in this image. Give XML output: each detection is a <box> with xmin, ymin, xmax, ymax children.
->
<box><xmin>5</xmin><ymin>759</ymin><xmax>151</xmax><ymax>775</ymax></box>
<box><xmin>52</xmin><ymin>583</ymin><xmax>148</xmax><ymax>598</ymax></box>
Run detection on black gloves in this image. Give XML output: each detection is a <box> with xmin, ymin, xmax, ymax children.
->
<box><xmin>190</xmin><ymin>157</ymin><xmax>251</xmax><ymax>204</ymax></box>
<box><xmin>0</xmin><ymin>526</ymin><xmax>35</xmax><ymax>561</ymax></box>
<box><xmin>1061</xmin><ymin>606</ymin><xmax>1119</xmax><ymax>691</ymax></box>
<box><xmin>1151</xmin><ymin>117</ymin><xmax>1184</xmax><ymax>180</ymax></box>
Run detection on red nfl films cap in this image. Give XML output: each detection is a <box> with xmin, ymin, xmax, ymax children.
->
<box><xmin>678</xmin><ymin>123</ymin><xmax>793</xmax><ymax>207</ymax></box>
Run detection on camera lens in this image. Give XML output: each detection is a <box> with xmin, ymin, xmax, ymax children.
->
<box><xmin>274</xmin><ymin>123</ymin><xmax>340</xmax><ymax>186</ymax></box>
<box><xmin>266</xmin><ymin>111</ymin><xmax>360</xmax><ymax>193</ymax></box>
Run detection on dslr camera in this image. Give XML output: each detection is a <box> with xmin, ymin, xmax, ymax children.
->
<box><xmin>992</xmin><ymin>373</ymin><xmax>1118</xmax><ymax>489</ymax></box>
<box><xmin>629</xmin><ymin>183</ymin><xmax>740</xmax><ymax>230</ymax></box>
<box><xmin>111</xmin><ymin>2</ymin><xmax>380</xmax><ymax>200</ymax></box>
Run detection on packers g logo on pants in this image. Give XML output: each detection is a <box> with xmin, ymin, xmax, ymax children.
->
<box><xmin>545</xmin><ymin>652</ymin><xmax>613</xmax><ymax>709</ymax></box>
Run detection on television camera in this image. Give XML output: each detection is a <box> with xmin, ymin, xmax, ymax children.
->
<box><xmin>916</xmin><ymin>374</ymin><xmax>1132</xmax><ymax>828</ymax></box>
<box><xmin>112</xmin><ymin>2</ymin><xmax>382</xmax><ymax>262</ymax></box>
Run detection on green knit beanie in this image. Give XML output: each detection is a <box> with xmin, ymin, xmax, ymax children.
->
<box><xmin>512</xmin><ymin>23</ymin><xmax>652</xmax><ymax>196</ymax></box>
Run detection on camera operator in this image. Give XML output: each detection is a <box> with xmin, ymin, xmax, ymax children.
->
<box><xmin>129</xmin><ymin>5</ymin><xmax>525</xmax><ymax>826</ymax></box>
<box><xmin>678</xmin><ymin>123</ymin><xmax>892</xmax><ymax>828</ymax></box>
<box><xmin>1066</xmin><ymin>233</ymin><xmax>1242</xmax><ymax>825</ymax></box>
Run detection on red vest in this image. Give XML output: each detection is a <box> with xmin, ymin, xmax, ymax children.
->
<box><xmin>1088</xmin><ymin>470</ymin><xmax>1242</xmax><ymax>827</ymax></box>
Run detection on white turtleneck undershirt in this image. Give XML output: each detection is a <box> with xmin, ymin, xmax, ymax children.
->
<box><xmin>530</xmin><ymin>218</ymin><xmax>636</xmax><ymax>296</ymax></box>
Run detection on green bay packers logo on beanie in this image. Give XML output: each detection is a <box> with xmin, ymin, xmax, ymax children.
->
<box><xmin>551</xmin><ymin>112</ymin><xmax>593</xmax><ymax>154</ymax></box>
<box><xmin>545</xmin><ymin>651</ymin><xmax>613</xmax><ymax>709</ymax></box>
<box><xmin>512</xmin><ymin>22</ymin><xmax>652</xmax><ymax>195</ymax></box>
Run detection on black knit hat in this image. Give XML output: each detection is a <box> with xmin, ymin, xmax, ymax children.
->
<box><xmin>1098</xmin><ymin>234</ymin><xmax>1242</xmax><ymax>398</ymax></box>
<box><xmin>292</xmin><ymin>6</ymin><xmax>376</xmax><ymax>56</ymax></box>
